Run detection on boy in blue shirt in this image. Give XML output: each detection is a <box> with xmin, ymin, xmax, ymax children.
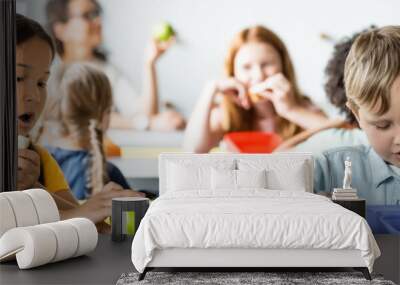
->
<box><xmin>314</xmin><ymin>26</ymin><xmax>400</xmax><ymax>209</ymax></box>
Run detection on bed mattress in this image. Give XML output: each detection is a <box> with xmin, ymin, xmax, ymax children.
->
<box><xmin>131</xmin><ymin>190</ymin><xmax>380</xmax><ymax>272</ymax></box>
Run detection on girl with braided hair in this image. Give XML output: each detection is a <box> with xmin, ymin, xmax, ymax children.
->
<box><xmin>47</xmin><ymin>62</ymin><xmax>142</xmax><ymax>200</ymax></box>
<box><xmin>16</xmin><ymin>14</ymin><xmax>143</xmax><ymax>234</ymax></box>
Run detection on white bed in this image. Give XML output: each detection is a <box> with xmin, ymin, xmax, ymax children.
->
<box><xmin>131</xmin><ymin>153</ymin><xmax>380</xmax><ymax>280</ymax></box>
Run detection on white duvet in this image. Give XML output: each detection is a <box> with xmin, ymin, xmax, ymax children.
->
<box><xmin>131</xmin><ymin>190</ymin><xmax>380</xmax><ymax>273</ymax></box>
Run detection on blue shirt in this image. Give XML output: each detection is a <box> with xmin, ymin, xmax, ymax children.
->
<box><xmin>314</xmin><ymin>145</ymin><xmax>400</xmax><ymax>206</ymax></box>
<box><xmin>47</xmin><ymin>147</ymin><xmax>131</xmax><ymax>200</ymax></box>
<box><xmin>293</xmin><ymin>128</ymin><xmax>368</xmax><ymax>155</ymax></box>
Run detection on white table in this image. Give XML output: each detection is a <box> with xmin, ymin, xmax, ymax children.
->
<box><xmin>107</xmin><ymin>129</ymin><xmax>184</xmax><ymax>148</ymax></box>
<box><xmin>107</xmin><ymin>130</ymin><xmax>185</xmax><ymax>178</ymax></box>
<box><xmin>110</xmin><ymin>157</ymin><xmax>159</xmax><ymax>178</ymax></box>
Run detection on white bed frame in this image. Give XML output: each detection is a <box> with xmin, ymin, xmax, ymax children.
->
<box><xmin>139</xmin><ymin>153</ymin><xmax>371</xmax><ymax>280</ymax></box>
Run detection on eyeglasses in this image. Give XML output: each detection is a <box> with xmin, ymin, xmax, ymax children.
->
<box><xmin>68</xmin><ymin>9</ymin><xmax>101</xmax><ymax>22</ymax></box>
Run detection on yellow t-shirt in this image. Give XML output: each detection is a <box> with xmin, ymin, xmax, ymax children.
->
<box><xmin>33</xmin><ymin>145</ymin><xmax>69</xmax><ymax>193</ymax></box>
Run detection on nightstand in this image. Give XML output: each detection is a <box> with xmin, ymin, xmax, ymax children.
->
<box><xmin>332</xmin><ymin>199</ymin><xmax>366</xmax><ymax>218</ymax></box>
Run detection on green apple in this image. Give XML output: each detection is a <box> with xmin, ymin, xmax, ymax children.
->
<box><xmin>153</xmin><ymin>22</ymin><xmax>175</xmax><ymax>42</ymax></box>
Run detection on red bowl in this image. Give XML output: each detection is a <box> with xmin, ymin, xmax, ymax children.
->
<box><xmin>223</xmin><ymin>131</ymin><xmax>283</xmax><ymax>153</ymax></box>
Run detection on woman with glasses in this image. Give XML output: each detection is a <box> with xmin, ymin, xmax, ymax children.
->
<box><xmin>42</xmin><ymin>0</ymin><xmax>185</xmax><ymax>137</ymax></box>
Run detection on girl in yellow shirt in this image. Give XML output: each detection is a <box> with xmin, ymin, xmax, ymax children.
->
<box><xmin>15</xmin><ymin>14</ymin><xmax>144</xmax><ymax>232</ymax></box>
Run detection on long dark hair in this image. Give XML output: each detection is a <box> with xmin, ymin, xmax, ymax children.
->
<box><xmin>46</xmin><ymin>0</ymin><xmax>107</xmax><ymax>61</ymax></box>
<box><xmin>16</xmin><ymin>14</ymin><xmax>55</xmax><ymax>59</ymax></box>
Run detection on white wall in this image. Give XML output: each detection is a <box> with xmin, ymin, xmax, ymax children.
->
<box><xmin>98</xmin><ymin>0</ymin><xmax>399</xmax><ymax>117</ymax></box>
<box><xmin>17</xmin><ymin>0</ymin><xmax>47</xmax><ymax>24</ymax></box>
<box><xmin>19</xmin><ymin>0</ymin><xmax>400</xmax><ymax>117</ymax></box>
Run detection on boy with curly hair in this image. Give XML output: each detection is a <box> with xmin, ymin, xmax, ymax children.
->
<box><xmin>314</xmin><ymin>26</ymin><xmax>400</xmax><ymax>207</ymax></box>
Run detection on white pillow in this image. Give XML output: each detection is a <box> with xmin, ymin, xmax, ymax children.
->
<box><xmin>211</xmin><ymin>168</ymin><xmax>236</xmax><ymax>190</ymax></box>
<box><xmin>23</xmin><ymin>189</ymin><xmax>60</xmax><ymax>224</ymax></box>
<box><xmin>0</xmin><ymin>218</ymin><xmax>97</xmax><ymax>269</ymax></box>
<box><xmin>0</xmin><ymin>190</ymin><xmax>60</xmax><ymax>238</ymax></box>
<box><xmin>266</xmin><ymin>166</ymin><xmax>307</xmax><ymax>191</ymax></box>
<box><xmin>167</xmin><ymin>162</ymin><xmax>209</xmax><ymax>191</ymax></box>
<box><xmin>211</xmin><ymin>169</ymin><xmax>267</xmax><ymax>190</ymax></box>
<box><xmin>0</xmin><ymin>196</ymin><xmax>17</xmax><ymax>237</ymax></box>
<box><xmin>236</xmin><ymin>169</ymin><xmax>267</xmax><ymax>188</ymax></box>
<box><xmin>1</xmin><ymin>191</ymin><xmax>39</xmax><ymax>227</ymax></box>
<box><xmin>237</xmin><ymin>159</ymin><xmax>310</xmax><ymax>192</ymax></box>
<box><xmin>166</xmin><ymin>159</ymin><xmax>235</xmax><ymax>192</ymax></box>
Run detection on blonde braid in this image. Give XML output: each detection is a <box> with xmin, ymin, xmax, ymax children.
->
<box><xmin>55</xmin><ymin>63</ymin><xmax>113</xmax><ymax>196</ymax></box>
<box><xmin>87</xmin><ymin>119</ymin><xmax>109</xmax><ymax>195</ymax></box>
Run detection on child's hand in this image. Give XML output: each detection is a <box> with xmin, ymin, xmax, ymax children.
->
<box><xmin>249</xmin><ymin>73</ymin><xmax>296</xmax><ymax>115</ymax></box>
<box><xmin>17</xmin><ymin>149</ymin><xmax>40</xmax><ymax>190</ymax></box>
<box><xmin>213</xmin><ymin>78</ymin><xmax>250</xmax><ymax>110</ymax></box>
<box><xmin>79</xmin><ymin>182</ymin><xmax>146</xmax><ymax>223</ymax></box>
<box><xmin>147</xmin><ymin>37</ymin><xmax>175</xmax><ymax>63</ymax></box>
